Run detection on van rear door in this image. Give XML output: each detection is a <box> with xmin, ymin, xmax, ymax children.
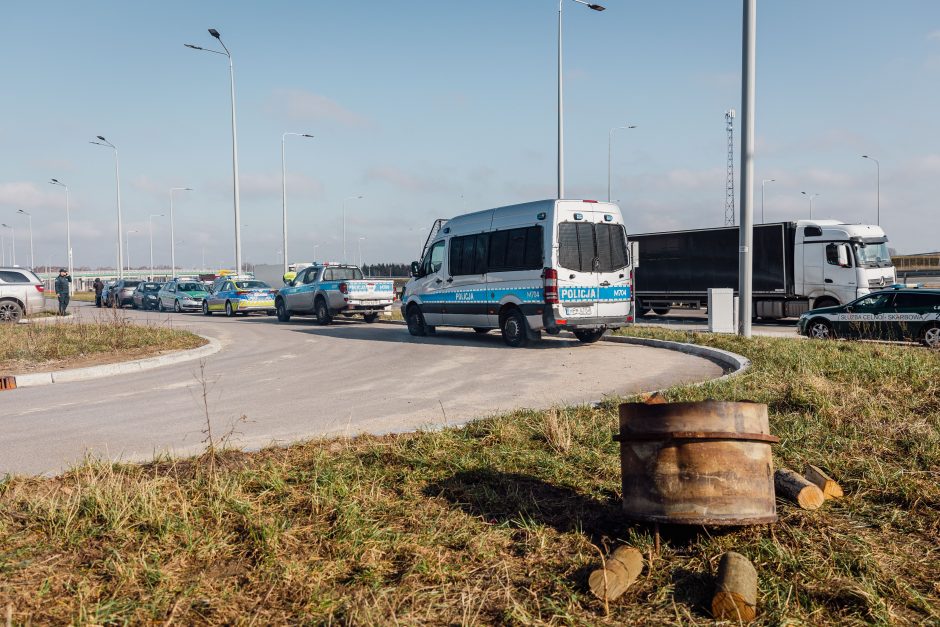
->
<box><xmin>556</xmin><ymin>205</ymin><xmax>600</xmax><ymax>321</ymax></box>
<box><xmin>592</xmin><ymin>212</ymin><xmax>632</xmax><ymax>321</ymax></box>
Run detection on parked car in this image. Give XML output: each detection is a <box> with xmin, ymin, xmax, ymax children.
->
<box><xmin>157</xmin><ymin>279</ymin><xmax>210</xmax><ymax>312</ymax></box>
<box><xmin>0</xmin><ymin>267</ymin><xmax>45</xmax><ymax>322</ymax></box>
<box><xmin>276</xmin><ymin>263</ymin><xmax>394</xmax><ymax>324</ymax></box>
<box><xmin>203</xmin><ymin>276</ymin><xmax>276</xmax><ymax>316</ymax></box>
<box><xmin>105</xmin><ymin>279</ymin><xmax>141</xmax><ymax>308</ymax></box>
<box><xmin>798</xmin><ymin>286</ymin><xmax>940</xmax><ymax>348</ymax></box>
<box><xmin>100</xmin><ymin>280</ymin><xmax>118</xmax><ymax>306</ymax></box>
<box><xmin>131</xmin><ymin>282</ymin><xmax>163</xmax><ymax>310</ymax></box>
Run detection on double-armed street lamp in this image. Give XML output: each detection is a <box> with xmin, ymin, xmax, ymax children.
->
<box><xmin>49</xmin><ymin>179</ymin><xmax>73</xmax><ymax>291</ymax></box>
<box><xmin>801</xmin><ymin>191</ymin><xmax>820</xmax><ymax>219</ymax></box>
<box><xmin>186</xmin><ymin>28</ymin><xmax>242</xmax><ymax>273</ymax></box>
<box><xmin>90</xmin><ymin>135</ymin><xmax>124</xmax><ymax>279</ymax></box>
<box><xmin>608</xmin><ymin>125</ymin><xmax>637</xmax><ymax>202</ymax></box>
<box><xmin>281</xmin><ymin>132</ymin><xmax>314</xmax><ymax>274</ymax></box>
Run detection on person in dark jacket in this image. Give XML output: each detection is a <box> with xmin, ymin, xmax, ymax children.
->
<box><xmin>93</xmin><ymin>277</ymin><xmax>104</xmax><ymax>307</ymax></box>
<box><xmin>55</xmin><ymin>269</ymin><xmax>72</xmax><ymax>315</ymax></box>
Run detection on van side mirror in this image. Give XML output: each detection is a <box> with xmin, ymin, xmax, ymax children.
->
<box><xmin>410</xmin><ymin>261</ymin><xmax>421</xmax><ymax>278</ymax></box>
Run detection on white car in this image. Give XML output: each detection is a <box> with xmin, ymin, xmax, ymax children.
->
<box><xmin>0</xmin><ymin>267</ymin><xmax>46</xmax><ymax>322</ymax></box>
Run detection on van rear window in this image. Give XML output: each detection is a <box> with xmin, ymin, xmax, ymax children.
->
<box><xmin>558</xmin><ymin>222</ymin><xmax>629</xmax><ymax>273</ymax></box>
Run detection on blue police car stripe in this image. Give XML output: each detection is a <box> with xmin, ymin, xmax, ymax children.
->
<box><xmin>418</xmin><ymin>285</ymin><xmax>631</xmax><ymax>305</ymax></box>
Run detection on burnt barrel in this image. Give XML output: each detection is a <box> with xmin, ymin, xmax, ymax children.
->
<box><xmin>615</xmin><ymin>400</ymin><xmax>778</xmax><ymax>526</ymax></box>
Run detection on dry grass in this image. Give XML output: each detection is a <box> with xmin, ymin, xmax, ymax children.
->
<box><xmin>0</xmin><ymin>331</ymin><xmax>938</xmax><ymax>624</ymax></box>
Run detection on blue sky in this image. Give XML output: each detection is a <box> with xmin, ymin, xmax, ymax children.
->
<box><xmin>1</xmin><ymin>0</ymin><xmax>938</xmax><ymax>269</ymax></box>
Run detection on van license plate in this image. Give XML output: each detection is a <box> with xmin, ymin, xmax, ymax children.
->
<box><xmin>566</xmin><ymin>306</ymin><xmax>592</xmax><ymax>316</ymax></box>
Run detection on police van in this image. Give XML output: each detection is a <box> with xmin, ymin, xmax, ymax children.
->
<box><xmin>401</xmin><ymin>199</ymin><xmax>634</xmax><ymax>347</ymax></box>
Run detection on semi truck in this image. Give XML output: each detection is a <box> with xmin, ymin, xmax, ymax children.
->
<box><xmin>632</xmin><ymin>220</ymin><xmax>896</xmax><ymax>319</ymax></box>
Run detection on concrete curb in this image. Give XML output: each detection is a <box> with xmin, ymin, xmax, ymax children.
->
<box><xmin>602</xmin><ymin>335</ymin><xmax>750</xmax><ymax>382</ymax></box>
<box><xmin>11</xmin><ymin>334</ymin><xmax>222</xmax><ymax>388</ymax></box>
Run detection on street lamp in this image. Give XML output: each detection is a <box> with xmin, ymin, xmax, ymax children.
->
<box><xmin>801</xmin><ymin>191</ymin><xmax>820</xmax><ymax>219</ymax></box>
<box><xmin>49</xmin><ymin>179</ymin><xmax>73</xmax><ymax>292</ymax></box>
<box><xmin>0</xmin><ymin>224</ymin><xmax>13</xmax><ymax>266</ymax></box>
<box><xmin>607</xmin><ymin>125</ymin><xmax>637</xmax><ymax>202</ymax></box>
<box><xmin>861</xmin><ymin>155</ymin><xmax>880</xmax><ymax>226</ymax></box>
<box><xmin>760</xmin><ymin>178</ymin><xmax>775</xmax><ymax>224</ymax></box>
<box><xmin>186</xmin><ymin>28</ymin><xmax>242</xmax><ymax>273</ymax></box>
<box><xmin>358</xmin><ymin>236</ymin><xmax>366</xmax><ymax>270</ymax></box>
<box><xmin>148</xmin><ymin>214</ymin><xmax>164</xmax><ymax>280</ymax></box>
<box><xmin>558</xmin><ymin>0</ymin><xmax>606</xmax><ymax>199</ymax></box>
<box><xmin>17</xmin><ymin>210</ymin><xmax>34</xmax><ymax>269</ymax></box>
<box><xmin>281</xmin><ymin>132</ymin><xmax>314</xmax><ymax>274</ymax></box>
<box><xmin>90</xmin><ymin>135</ymin><xmax>124</xmax><ymax>279</ymax></box>
<box><xmin>126</xmin><ymin>229</ymin><xmax>138</xmax><ymax>271</ymax></box>
<box><xmin>169</xmin><ymin>187</ymin><xmax>192</xmax><ymax>278</ymax></box>
<box><xmin>343</xmin><ymin>195</ymin><xmax>363</xmax><ymax>263</ymax></box>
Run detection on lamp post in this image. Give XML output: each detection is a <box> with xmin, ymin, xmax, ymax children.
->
<box><xmin>281</xmin><ymin>132</ymin><xmax>314</xmax><ymax>274</ymax></box>
<box><xmin>125</xmin><ymin>229</ymin><xmax>139</xmax><ymax>271</ymax></box>
<box><xmin>358</xmin><ymin>236</ymin><xmax>366</xmax><ymax>270</ymax></box>
<box><xmin>861</xmin><ymin>155</ymin><xmax>880</xmax><ymax>226</ymax></box>
<box><xmin>148</xmin><ymin>214</ymin><xmax>164</xmax><ymax>280</ymax></box>
<box><xmin>760</xmin><ymin>179</ymin><xmax>774</xmax><ymax>224</ymax></box>
<box><xmin>90</xmin><ymin>135</ymin><xmax>124</xmax><ymax>279</ymax></box>
<box><xmin>186</xmin><ymin>28</ymin><xmax>242</xmax><ymax>274</ymax></box>
<box><xmin>343</xmin><ymin>195</ymin><xmax>363</xmax><ymax>264</ymax></box>
<box><xmin>169</xmin><ymin>187</ymin><xmax>192</xmax><ymax>279</ymax></box>
<box><xmin>17</xmin><ymin>210</ymin><xmax>35</xmax><ymax>269</ymax></box>
<box><xmin>49</xmin><ymin>179</ymin><xmax>73</xmax><ymax>292</ymax></box>
<box><xmin>558</xmin><ymin>0</ymin><xmax>606</xmax><ymax>199</ymax></box>
<box><xmin>737</xmin><ymin>0</ymin><xmax>757</xmax><ymax>338</ymax></box>
<box><xmin>607</xmin><ymin>125</ymin><xmax>637</xmax><ymax>202</ymax></box>
<box><xmin>801</xmin><ymin>192</ymin><xmax>820</xmax><ymax>219</ymax></box>
<box><xmin>0</xmin><ymin>224</ymin><xmax>13</xmax><ymax>266</ymax></box>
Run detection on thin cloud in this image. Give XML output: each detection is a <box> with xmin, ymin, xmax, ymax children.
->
<box><xmin>0</xmin><ymin>182</ymin><xmax>61</xmax><ymax>209</ymax></box>
<box><xmin>268</xmin><ymin>88</ymin><xmax>373</xmax><ymax>129</ymax></box>
<box><xmin>364</xmin><ymin>165</ymin><xmax>451</xmax><ymax>193</ymax></box>
<box><xmin>927</xmin><ymin>29</ymin><xmax>940</xmax><ymax>41</ymax></box>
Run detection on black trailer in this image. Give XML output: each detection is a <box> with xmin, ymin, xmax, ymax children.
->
<box><xmin>632</xmin><ymin>222</ymin><xmax>808</xmax><ymax>319</ymax></box>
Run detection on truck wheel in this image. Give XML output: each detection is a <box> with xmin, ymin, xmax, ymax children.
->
<box><xmin>637</xmin><ymin>307</ymin><xmax>652</xmax><ymax>317</ymax></box>
<box><xmin>574</xmin><ymin>329</ymin><xmax>606</xmax><ymax>344</ymax></box>
<box><xmin>922</xmin><ymin>324</ymin><xmax>940</xmax><ymax>349</ymax></box>
<box><xmin>406</xmin><ymin>305</ymin><xmax>428</xmax><ymax>337</ymax></box>
<box><xmin>500</xmin><ymin>308</ymin><xmax>529</xmax><ymax>348</ymax></box>
<box><xmin>276</xmin><ymin>299</ymin><xmax>291</xmax><ymax>322</ymax></box>
<box><xmin>0</xmin><ymin>300</ymin><xmax>24</xmax><ymax>323</ymax></box>
<box><xmin>202</xmin><ymin>301</ymin><xmax>212</xmax><ymax>316</ymax></box>
<box><xmin>653</xmin><ymin>307</ymin><xmax>671</xmax><ymax>316</ymax></box>
<box><xmin>363</xmin><ymin>313</ymin><xmax>378</xmax><ymax>324</ymax></box>
<box><xmin>315</xmin><ymin>298</ymin><xmax>332</xmax><ymax>325</ymax></box>
<box><xmin>807</xmin><ymin>318</ymin><xmax>835</xmax><ymax>340</ymax></box>
<box><xmin>225</xmin><ymin>301</ymin><xmax>235</xmax><ymax>317</ymax></box>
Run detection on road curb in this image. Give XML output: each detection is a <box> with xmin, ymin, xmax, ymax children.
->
<box><xmin>10</xmin><ymin>334</ymin><xmax>222</xmax><ymax>389</ymax></box>
<box><xmin>602</xmin><ymin>335</ymin><xmax>750</xmax><ymax>381</ymax></box>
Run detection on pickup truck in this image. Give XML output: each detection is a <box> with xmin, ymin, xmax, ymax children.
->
<box><xmin>274</xmin><ymin>263</ymin><xmax>395</xmax><ymax>324</ymax></box>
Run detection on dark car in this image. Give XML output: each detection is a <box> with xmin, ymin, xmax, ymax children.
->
<box><xmin>106</xmin><ymin>279</ymin><xmax>141</xmax><ymax>308</ymax></box>
<box><xmin>131</xmin><ymin>282</ymin><xmax>163</xmax><ymax>310</ymax></box>
<box><xmin>798</xmin><ymin>287</ymin><xmax>940</xmax><ymax>348</ymax></box>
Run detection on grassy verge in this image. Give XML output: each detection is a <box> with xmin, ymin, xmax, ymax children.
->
<box><xmin>0</xmin><ymin>332</ymin><xmax>937</xmax><ymax>624</ymax></box>
<box><xmin>0</xmin><ymin>317</ymin><xmax>205</xmax><ymax>374</ymax></box>
<box><xmin>45</xmin><ymin>292</ymin><xmax>96</xmax><ymax>303</ymax></box>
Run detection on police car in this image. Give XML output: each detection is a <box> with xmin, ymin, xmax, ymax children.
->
<box><xmin>797</xmin><ymin>286</ymin><xmax>940</xmax><ymax>348</ymax></box>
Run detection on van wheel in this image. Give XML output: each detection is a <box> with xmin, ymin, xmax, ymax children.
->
<box><xmin>276</xmin><ymin>299</ymin><xmax>291</xmax><ymax>322</ymax></box>
<box><xmin>0</xmin><ymin>300</ymin><xmax>24</xmax><ymax>323</ymax></box>
<box><xmin>653</xmin><ymin>307</ymin><xmax>671</xmax><ymax>316</ymax></box>
<box><xmin>315</xmin><ymin>298</ymin><xmax>332</xmax><ymax>325</ymax></box>
<box><xmin>363</xmin><ymin>313</ymin><xmax>379</xmax><ymax>324</ymax></box>
<box><xmin>922</xmin><ymin>324</ymin><xmax>940</xmax><ymax>349</ymax></box>
<box><xmin>500</xmin><ymin>308</ymin><xmax>529</xmax><ymax>348</ymax></box>
<box><xmin>225</xmin><ymin>301</ymin><xmax>235</xmax><ymax>317</ymax></box>
<box><xmin>472</xmin><ymin>328</ymin><xmax>490</xmax><ymax>334</ymax></box>
<box><xmin>574</xmin><ymin>329</ymin><xmax>606</xmax><ymax>344</ymax></box>
<box><xmin>406</xmin><ymin>305</ymin><xmax>428</xmax><ymax>337</ymax></box>
<box><xmin>807</xmin><ymin>318</ymin><xmax>835</xmax><ymax>340</ymax></box>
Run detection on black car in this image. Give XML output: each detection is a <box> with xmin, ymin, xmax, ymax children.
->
<box><xmin>131</xmin><ymin>282</ymin><xmax>163</xmax><ymax>310</ymax></box>
<box><xmin>106</xmin><ymin>279</ymin><xmax>141</xmax><ymax>307</ymax></box>
<box><xmin>798</xmin><ymin>287</ymin><xmax>940</xmax><ymax>348</ymax></box>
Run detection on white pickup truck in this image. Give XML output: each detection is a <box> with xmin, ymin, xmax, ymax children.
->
<box><xmin>274</xmin><ymin>263</ymin><xmax>395</xmax><ymax>324</ymax></box>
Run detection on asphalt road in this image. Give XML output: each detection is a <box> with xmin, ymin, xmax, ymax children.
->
<box><xmin>2</xmin><ymin>302</ymin><xmax>724</xmax><ymax>475</ymax></box>
<box><xmin>635</xmin><ymin>309</ymin><xmax>801</xmax><ymax>338</ymax></box>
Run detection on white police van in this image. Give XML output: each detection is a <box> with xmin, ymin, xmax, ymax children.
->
<box><xmin>401</xmin><ymin>199</ymin><xmax>634</xmax><ymax>347</ymax></box>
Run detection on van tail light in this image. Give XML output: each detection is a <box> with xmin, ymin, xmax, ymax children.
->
<box><xmin>339</xmin><ymin>282</ymin><xmax>348</xmax><ymax>294</ymax></box>
<box><xmin>543</xmin><ymin>268</ymin><xmax>559</xmax><ymax>304</ymax></box>
<box><xmin>35</xmin><ymin>285</ymin><xmax>45</xmax><ymax>293</ymax></box>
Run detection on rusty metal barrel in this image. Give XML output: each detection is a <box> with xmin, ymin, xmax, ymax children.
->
<box><xmin>615</xmin><ymin>400</ymin><xmax>778</xmax><ymax>526</ymax></box>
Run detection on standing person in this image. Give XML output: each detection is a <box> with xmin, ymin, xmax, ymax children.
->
<box><xmin>55</xmin><ymin>268</ymin><xmax>72</xmax><ymax>315</ymax></box>
<box><xmin>93</xmin><ymin>277</ymin><xmax>104</xmax><ymax>308</ymax></box>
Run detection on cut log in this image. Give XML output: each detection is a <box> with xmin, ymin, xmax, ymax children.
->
<box><xmin>711</xmin><ymin>551</ymin><xmax>758</xmax><ymax>621</ymax></box>
<box><xmin>774</xmin><ymin>468</ymin><xmax>825</xmax><ymax>510</ymax></box>
<box><xmin>589</xmin><ymin>546</ymin><xmax>644</xmax><ymax>601</ymax></box>
<box><xmin>803</xmin><ymin>464</ymin><xmax>843</xmax><ymax>499</ymax></box>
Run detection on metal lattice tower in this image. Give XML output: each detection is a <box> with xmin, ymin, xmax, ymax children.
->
<box><xmin>724</xmin><ymin>109</ymin><xmax>736</xmax><ymax>226</ymax></box>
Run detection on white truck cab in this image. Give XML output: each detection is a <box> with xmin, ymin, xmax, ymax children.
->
<box><xmin>402</xmin><ymin>199</ymin><xmax>634</xmax><ymax>347</ymax></box>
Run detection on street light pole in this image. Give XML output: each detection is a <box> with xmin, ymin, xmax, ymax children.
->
<box><xmin>608</xmin><ymin>125</ymin><xmax>637</xmax><ymax>202</ymax></box>
<box><xmin>343</xmin><ymin>195</ymin><xmax>363</xmax><ymax>264</ymax></box>
<box><xmin>186</xmin><ymin>29</ymin><xmax>242</xmax><ymax>274</ymax></box>
<box><xmin>50</xmin><ymin>179</ymin><xmax>73</xmax><ymax>293</ymax></box>
<box><xmin>17</xmin><ymin>210</ymin><xmax>35</xmax><ymax>269</ymax></box>
<box><xmin>169</xmin><ymin>187</ymin><xmax>192</xmax><ymax>279</ymax></box>
<box><xmin>737</xmin><ymin>0</ymin><xmax>757</xmax><ymax>338</ymax></box>
<box><xmin>148</xmin><ymin>214</ymin><xmax>164</xmax><ymax>280</ymax></box>
<box><xmin>862</xmin><ymin>155</ymin><xmax>880</xmax><ymax>226</ymax></box>
<box><xmin>90</xmin><ymin>136</ymin><xmax>124</xmax><ymax>279</ymax></box>
<box><xmin>281</xmin><ymin>132</ymin><xmax>314</xmax><ymax>275</ymax></box>
<box><xmin>0</xmin><ymin>224</ymin><xmax>13</xmax><ymax>266</ymax></box>
<box><xmin>760</xmin><ymin>178</ymin><xmax>775</xmax><ymax>224</ymax></box>
<box><xmin>126</xmin><ymin>230</ymin><xmax>138</xmax><ymax>272</ymax></box>
<box><xmin>801</xmin><ymin>192</ymin><xmax>820</xmax><ymax>219</ymax></box>
<box><xmin>358</xmin><ymin>237</ymin><xmax>366</xmax><ymax>270</ymax></box>
<box><xmin>558</xmin><ymin>0</ymin><xmax>605</xmax><ymax>200</ymax></box>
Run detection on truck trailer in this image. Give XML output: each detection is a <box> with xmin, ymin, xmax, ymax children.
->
<box><xmin>632</xmin><ymin>220</ymin><xmax>896</xmax><ymax>320</ymax></box>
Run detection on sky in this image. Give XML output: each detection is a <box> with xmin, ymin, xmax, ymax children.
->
<box><xmin>1</xmin><ymin>0</ymin><xmax>938</xmax><ymax>271</ymax></box>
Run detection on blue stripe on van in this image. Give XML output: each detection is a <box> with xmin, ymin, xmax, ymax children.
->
<box><xmin>419</xmin><ymin>285</ymin><xmax>631</xmax><ymax>304</ymax></box>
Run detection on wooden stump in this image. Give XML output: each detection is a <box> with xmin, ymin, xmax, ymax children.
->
<box><xmin>774</xmin><ymin>468</ymin><xmax>825</xmax><ymax>510</ymax></box>
<box><xmin>803</xmin><ymin>464</ymin><xmax>843</xmax><ymax>499</ymax></box>
<box><xmin>711</xmin><ymin>551</ymin><xmax>758</xmax><ymax>621</ymax></box>
<box><xmin>589</xmin><ymin>546</ymin><xmax>644</xmax><ymax>601</ymax></box>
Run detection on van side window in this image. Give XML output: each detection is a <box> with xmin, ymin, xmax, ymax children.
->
<box><xmin>486</xmin><ymin>226</ymin><xmax>542</xmax><ymax>273</ymax></box>
<box><xmin>422</xmin><ymin>241</ymin><xmax>446</xmax><ymax>276</ymax></box>
<box><xmin>449</xmin><ymin>233</ymin><xmax>488</xmax><ymax>276</ymax></box>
